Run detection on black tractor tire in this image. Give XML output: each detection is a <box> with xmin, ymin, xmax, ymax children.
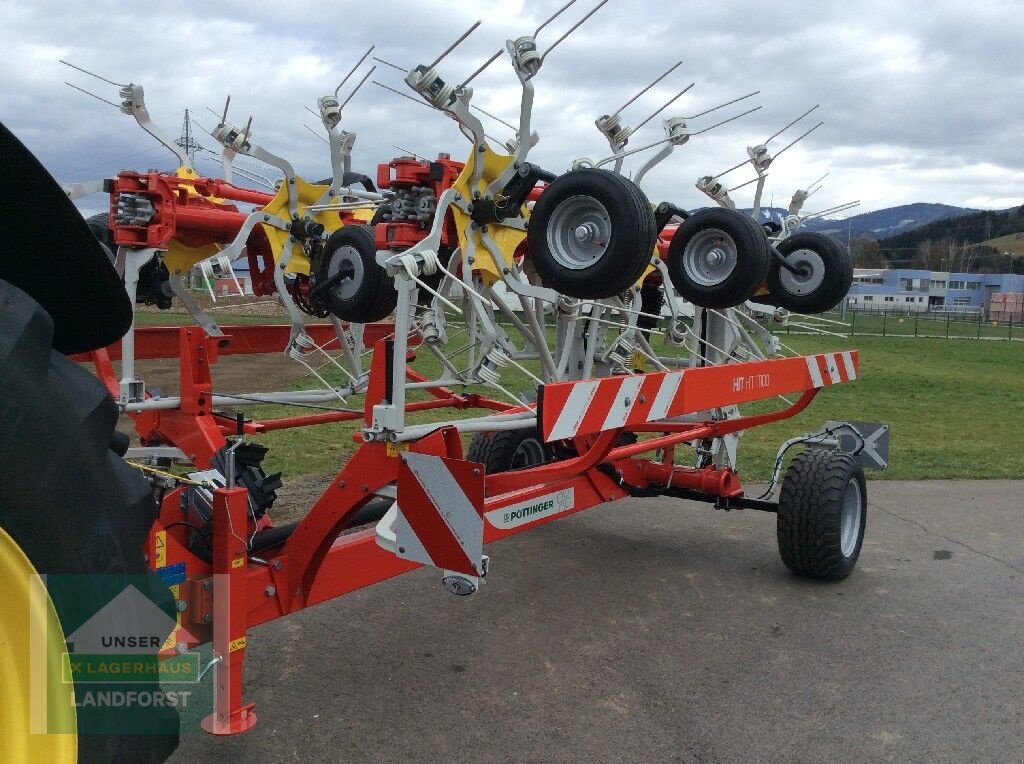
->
<box><xmin>0</xmin><ymin>280</ymin><xmax>179</xmax><ymax>761</ymax></box>
<box><xmin>528</xmin><ymin>168</ymin><xmax>657</xmax><ymax>299</ymax></box>
<box><xmin>666</xmin><ymin>207</ymin><xmax>771</xmax><ymax>308</ymax></box>
<box><xmin>316</xmin><ymin>224</ymin><xmax>397</xmax><ymax>322</ymax></box>
<box><xmin>86</xmin><ymin>212</ymin><xmax>117</xmax><ymax>266</ymax></box>
<box><xmin>466</xmin><ymin>429</ymin><xmax>549</xmax><ymax>474</ymax></box>
<box><xmin>766</xmin><ymin>232</ymin><xmax>853</xmax><ymax>314</ymax></box>
<box><xmin>777</xmin><ymin>449</ymin><xmax>867</xmax><ymax>581</ymax></box>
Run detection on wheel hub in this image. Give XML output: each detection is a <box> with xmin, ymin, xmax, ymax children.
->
<box><xmin>327</xmin><ymin>245</ymin><xmax>364</xmax><ymax>300</ymax></box>
<box><xmin>840</xmin><ymin>478</ymin><xmax>863</xmax><ymax>557</ymax></box>
<box><xmin>546</xmin><ymin>195</ymin><xmax>612</xmax><ymax>271</ymax></box>
<box><xmin>682</xmin><ymin>227</ymin><xmax>739</xmax><ymax>287</ymax></box>
<box><xmin>573</xmin><ymin>222</ymin><xmax>599</xmax><ymax>244</ymax></box>
<box><xmin>778</xmin><ymin>248</ymin><xmax>825</xmax><ymax>296</ymax></box>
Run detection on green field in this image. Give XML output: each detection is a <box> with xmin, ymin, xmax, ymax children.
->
<box><xmin>129</xmin><ymin>311</ymin><xmax>1024</xmax><ymax>482</ymax></box>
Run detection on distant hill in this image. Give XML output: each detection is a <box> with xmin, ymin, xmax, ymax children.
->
<box><xmin>877</xmin><ymin>206</ymin><xmax>1024</xmax><ymax>252</ymax></box>
<box><xmin>748</xmin><ymin>203</ymin><xmax>982</xmax><ymax>241</ymax></box>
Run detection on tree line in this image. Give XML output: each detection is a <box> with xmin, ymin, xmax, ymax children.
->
<box><xmin>849</xmin><ymin>206</ymin><xmax>1024</xmax><ymax>273</ymax></box>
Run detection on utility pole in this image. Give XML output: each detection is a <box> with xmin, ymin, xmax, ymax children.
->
<box><xmin>174</xmin><ymin>109</ymin><xmax>202</xmax><ymax>164</ymax></box>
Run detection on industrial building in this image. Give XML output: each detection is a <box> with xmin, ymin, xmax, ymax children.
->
<box><xmin>846</xmin><ymin>269</ymin><xmax>1024</xmax><ymax>316</ymax></box>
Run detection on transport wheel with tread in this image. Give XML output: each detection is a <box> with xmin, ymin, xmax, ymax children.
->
<box><xmin>466</xmin><ymin>429</ymin><xmax>549</xmax><ymax>473</ymax></box>
<box><xmin>776</xmin><ymin>449</ymin><xmax>867</xmax><ymax>581</ymax></box>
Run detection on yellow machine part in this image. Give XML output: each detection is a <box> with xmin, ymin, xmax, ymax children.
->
<box><xmin>259</xmin><ymin>176</ymin><xmax>354</xmax><ymax>276</ymax></box>
<box><xmin>450</xmin><ymin>145</ymin><xmax>528</xmax><ymax>286</ymax></box>
<box><xmin>163</xmin><ymin>166</ymin><xmax>224</xmax><ymax>276</ymax></box>
<box><xmin>0</xmin><ymin>527</ymin><xmax>77</xmax><ymax>762</ymax></box>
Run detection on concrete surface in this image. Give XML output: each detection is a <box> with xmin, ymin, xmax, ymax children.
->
<box><xmin>171</xmin><ymin>481</ymin><xmax>1023</xmax><ymax>763</ymax></box>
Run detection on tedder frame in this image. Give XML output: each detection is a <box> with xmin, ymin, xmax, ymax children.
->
<box><xmin>75</xmin><ymin>319</ymin><xmax>863</xmax><ymax>735</ymax></box>
<box><xmin>59</xmin><ymin>1</ymin><xmax>890</xmax><ymax>738</ymax></box>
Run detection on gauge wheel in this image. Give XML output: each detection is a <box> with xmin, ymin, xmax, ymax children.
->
<box><xmin>766</xmin><ymin>232</ymin><xmax>853</xmax><ymax>314</ymax></box>
<box><xmin>528</xmin><ymin>169</ymin><xmax>657</xmax><ymax>299</ymax></box>
<box><xmin>316</xmin><ymin>224</ymin><xmax>397</xmax><ymax>322</ymax></box>
<box><xmin>666</xmin><ymin>207</ymin><xmax>771</xmax><ymax>308</ymax></box>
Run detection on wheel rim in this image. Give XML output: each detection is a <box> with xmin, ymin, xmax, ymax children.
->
<box><xmin>778</xmin><ymin>248</ymin><xmax>825</xmax><ymax>296</ymax></box>
<box><xmin>510</xmin><ymin>438</ymin><xmax>546</xmax><ymax>470</ymax></box>
<box><xmin>840</xmin><ymin>477</ymin><xmax>863</xmax><ymax>557</ymax></box>
<box><xmin>682</xmin><ymin>227</ymin><xmax>738</xmax><ymax>286</ymax></box>
<box><xmin>545</xmin><ymin>195</ymin><xmax>612</xmax><ymax>271</ymax></box>
<box><xmin>0</xmin><ymin>528</ymin><xmax>77</xmax><ymax>761</ymax></box>
<box><xmin>327</xmin><ymin>244</ymin><xmax>364</xmax><ymax>300</ymax></box>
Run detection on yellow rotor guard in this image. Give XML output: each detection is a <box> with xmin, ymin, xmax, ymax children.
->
<box><xmin>259</xmin><ymin>176</ymin><xmax>352</xmax><ymax>276</ymax></box>
<box><xmin>450</xmin><ymin>145</ymin><xmax>528</xmax><ymax>287</ymax></box>
<box><xmin>163</xmin><ymin>166</ymin><xmax>225</xmax><ymax>276</ymax></box>
<box><xmin>0</xmin><ymin>527</ymin><xmax>77</xmax><ymax>762</ymax></box>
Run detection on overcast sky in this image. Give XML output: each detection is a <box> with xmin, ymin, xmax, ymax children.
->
<box><xmin>1</xmin><ymin>0</ymin><xmax>1021</xmax><ymax>218</ymax></box>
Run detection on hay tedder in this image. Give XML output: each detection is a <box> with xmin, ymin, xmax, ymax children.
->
<box><xmin>43</xmin><ymin>1</ymin><xmax>889</xmax><ymax>742</ymax></box>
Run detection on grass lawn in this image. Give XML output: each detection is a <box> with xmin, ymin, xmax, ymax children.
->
<box><xmin>130</xmin><ymin>312</ymin><xmax>1024</xmax><ymax>483</ymax></box>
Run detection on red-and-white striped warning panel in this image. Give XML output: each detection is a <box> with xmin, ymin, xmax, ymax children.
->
<box><xmin>539</xmin><ymin>351</ymin><xmax>858</xmax><ymax>442</ymax></box>
<box><xmin>394</xmin><ymin>452</ymin><xmax>486</xmax><ymax>577</ymax></box>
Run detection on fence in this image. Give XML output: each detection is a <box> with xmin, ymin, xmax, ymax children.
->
<box><xmin>791</xmin><ymin>308</ymin><xmax>1020</xmax><ymax>341</ymax></box>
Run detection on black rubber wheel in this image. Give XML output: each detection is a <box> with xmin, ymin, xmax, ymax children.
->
<box><xmin>528</xmin><ymin>168</ymin><xmax>656</xmax><ymax>299</ymax></box>
<box><xmin>777</xmin><ymin>449</ymin><xmax>867</xmax><ymax>581</ymax></box>
<box><xmin>766</xmin><ymin>232</ymin><xmax>853</xmax><ymax>314</ymax></box>
<box><xmin>466</xmin><ymin>429</ymin><xmax>549</xmax><ymax>473</ymax></box>
<box><xmin>666</xmin><ymin>207</ymin><xmax>770</xmax><ymax>308</ymax></box>
<box><xmin>86</xmin><ymin>212</ymin><xmax>117</xmax><ymax>266</ymax></box>
<box><xmin>0</xmin><ymin>280</ymin><xmax>179</xmax><ymax>761</ymax></box>
<box><xmin>316</xmin><ymin>224</ymin><xmax>397</xmax><ymax>322</ymax></box>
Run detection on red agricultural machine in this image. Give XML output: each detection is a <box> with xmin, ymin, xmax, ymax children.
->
<box><xmin>2</xmin><ymin>2</ymin><xmax>889</xmax><ymax>760</ymax></box>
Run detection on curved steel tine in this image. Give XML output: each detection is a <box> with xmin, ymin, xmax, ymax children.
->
<box><xmin>612</xmin><ymin>60</ymin><xmax>682</xmax><ymax>117</ymax></box>
<box><xmin>335</xmin><ymin>45</ymin><xmax>375</xmax><ymax>97</ymax></box>
<box><xmin>372</xmin><ymin>80</ymin><xmax>432</xmax><ymax>109</ymax></box>
<box><xmin>64</xmin><ymin>82</ymin><xmax>119</xmax><ymax>108</ymax></box>
<box><xmin>773</xmin><ymin>120</ymin><xmax>823</xmax><ymax>158</ymax></box>
<box><xmin>460</xmin><ymin>48</ymin><xmax>504</xmax><ymax>89</ymax></box>
<box><xmin>765</xmin><ymin>103</ymin><xmax>819</xmax><ymax>144</ymax></box>
<box><xmin>632</xmin><ymin>82</ymin><xmax>695</xmax><ymax>132</ymax></box>
<box><xmin>541</xmin><ymin>0</ymin><xmax>609</xmax><ymax>63</ymax></box>
<box><xmin>372</xmin><ymin>56</ymin><xmax>408</xmax><ymax>73</ymax></box>
<box><xmin>535</xmin><ymin>0</ymin><xmax>577</xmax><ymax>36</ymax></box>
<box><xmin>59</xmin><ymin>59</ymin><xmax>126</xmax><ymax>87</ymax></box>
<box><xmin>471</xmin><ymin>104</ymin><xmax>518</xmax><ymax>131</ymax></box>
<box><xmin>691</xmin><ymin>104</ymin><xmax>762</xmax><ymax>136</ymax></box>
<box><xmin>727</xmin><ymin>175</ymin><xmax>763</xmax><ymax>193</ymax></box>
<box><xmin>683</xmin><ymin>89</ymin><xmax>759</xmax><ymax>120</ymax></box>
<box><xmin>339</xmin><ymin>65</ymin><xmax>376</xmax><ymax>110</ymax></box>
<box><xmin>428</xmin><ymin>20</ymin><xmax>481</xmax><ymax>70</ymax></box>
<box><xmin>304</xmin><ymin>124</ymin><xmax>328</xmax><ymax>143</ymax></box>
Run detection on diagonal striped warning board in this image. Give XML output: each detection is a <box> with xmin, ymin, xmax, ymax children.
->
<box><xmin>539</xmin><ymin>351</ymin><xmax>858</xmax><ymax>442</ymax></box>
<box><xmin>393</xmin><ymin>452</ymin><xmax>486</xmax><ymax>577</ymax></box>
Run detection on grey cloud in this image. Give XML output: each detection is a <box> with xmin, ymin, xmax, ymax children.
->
<box><xmin>0</xmin><ymin>0</ymin><xmax>1019</xmax><ymax>217</ymax></box>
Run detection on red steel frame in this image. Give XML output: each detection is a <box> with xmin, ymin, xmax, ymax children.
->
<box><xmin>76</xmin><ymin>322</ymin><xmax>855</xmax><ymax>734</ymax></box>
